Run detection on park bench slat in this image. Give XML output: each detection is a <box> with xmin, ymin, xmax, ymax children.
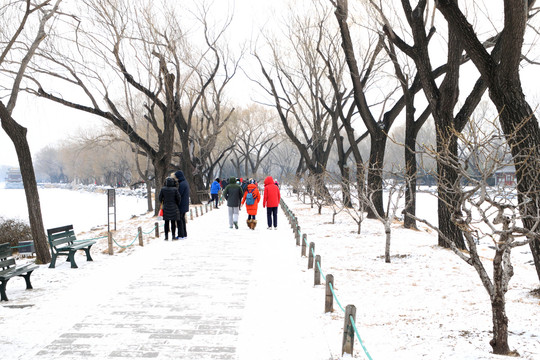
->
<box><xmin>0</xmin><ymin>242</ymin><xmax>38</xmax><ymax>301</ymax></box>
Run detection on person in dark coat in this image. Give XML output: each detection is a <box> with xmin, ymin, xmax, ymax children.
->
<box><xmin>158</xmin><ymin>177</ymin><xmax>181</xmax><ymax>240</ymax></box>
<box><xmin>222</xmin><ymin>176</ymin><xmax>243</xmax><ymax>229</ymax></box>
<box><xmin>263</xmin><ymin>175</ymin><xmax>281</xmax><ymax>229</ymax></box>
<box><xmin>208</xmin><ymin>177</ymin><xmax>221</xmax><ymax>208</ymax></box>
<box><xmin>174</xmin><ymin>170</ymin><xmax>190</xmax><ymax>239</ymax></box>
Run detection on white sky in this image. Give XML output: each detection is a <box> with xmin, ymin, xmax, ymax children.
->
<box><xmin>1</xmin><ymin>0</ymin><xmax>539</xmax><ymax>168</ymax></box>
<box><xmin>0</xmin><ymin>0</ymin><xmax>287</xmax><ymax>167</ymax></box>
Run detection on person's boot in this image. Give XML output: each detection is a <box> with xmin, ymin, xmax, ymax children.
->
<box><xmin>246</xmin><ymin>219</ymin><xmax>251</xmax><ymax>229</ymax></box>
<box><xmin>251</xmin><ymin>220</ymin><xmax>257</xmax><ymax>230</ymax></box>
<box><xmin>234</xmin><ymin>221</ymin><xmax>238</xmax><ymax>229</ymax></box>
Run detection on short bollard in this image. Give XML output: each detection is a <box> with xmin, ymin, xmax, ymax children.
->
<box><xmin>325</xmin><ymin>274</ymin><xmax>334</xmax><ymax>313</ymax></box>
<box><xmin>342</xmin><ymin>305</ymin><xmax>357</xmax><ymax>356</ymax></box>
<box><xmin>308</xmin><ymin>242</ymin><xmax>315</xmax><ymax>269</ymax></box>
<box><xmin>154</xmin><ymin>222</ymin><xmax>159</xmax><ymax>238</ymax></box>
<box><xmin>301</xmin><ymin>234</ymin><xmax>307</xmax><ymax>257</ymax></box>
<box><xmin>314</xmin><ymin>255</ymin><xmax>321</xmax><ymax>285</ymax></box>
<box><xmin>195</xmin><ymin>207</ymin><xmax>199</xmax><ymax>217</ymax></box>
<box><xmin>295</xmin><ymin>226</ymin><xmax>301</xmax><ymax>245</ymax></box>
<box><xmin>108</xmin><ymin>231</ymin><xmax>114</xmax><ymax>255</ymax></box>
<box><xmin>190</xmin><ymin>209</ymin><xmax>193</xmax><ymax>220</ymax></box>
<box><xmin>138</xmin><ymin>226</ymin><xmax>143</xmax><ymax>246</ymax></box>
<box><xmin>301</xmin><ymin>233</ymin><xmax>306</xmax><ymax>248</ymax></box>
<box><xmin>200</xmin><ymin>205</ymin><xmax>203</xmax><ymax>215</ymax></box>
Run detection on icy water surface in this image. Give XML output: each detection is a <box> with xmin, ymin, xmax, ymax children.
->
<box><xmin>0</xmin><ymin>186</ymin><xmax>148</xmax><ymax>232</ymax></box>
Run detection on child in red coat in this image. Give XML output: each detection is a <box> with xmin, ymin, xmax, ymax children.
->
<box><xmin>241</xmin><ymin>179</ymin><xmax>260</xmax><ymax>229</ymax></box>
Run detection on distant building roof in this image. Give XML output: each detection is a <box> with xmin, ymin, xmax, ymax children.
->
<box><xmin>495</xmin><ymin>165</ymin><xmax>516</xmax><ymax>174</ymax></box>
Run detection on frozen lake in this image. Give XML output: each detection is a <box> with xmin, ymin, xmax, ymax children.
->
<box><xmin>0</xmin><ymin>185</ymin><xmax>149</xmax><ymax>232</ymax></box>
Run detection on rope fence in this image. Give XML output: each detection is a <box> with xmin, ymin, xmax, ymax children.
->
<box><xmin>280</xmin><ymin>198</ymin><xmax>373</xmax><ymax>360</ymax></box>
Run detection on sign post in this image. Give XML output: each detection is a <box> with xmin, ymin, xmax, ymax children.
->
<box><xmin>107</xmin><ymin>188</ymin><xmax>116</xmax><ymax>232</ymax></box>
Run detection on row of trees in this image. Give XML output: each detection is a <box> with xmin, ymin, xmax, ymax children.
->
<box><xmin>2</xmin><ymin>2</ymin><xmax>540</xmax><ymax>354</ymax></box>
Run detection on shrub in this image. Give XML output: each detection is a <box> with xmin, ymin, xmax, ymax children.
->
<box><xmin>0</xmin><ymin>217</ymin><xmax>32</xmax><ymax>248</ymax></box>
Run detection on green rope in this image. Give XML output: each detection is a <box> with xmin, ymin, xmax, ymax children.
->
<box><xmin>142</xmin><ymin>225</ymin><xmax>157</xmax><ymax>234</ymax></box>
<box><xmin>328</xmin><ymin>282</ymin><xmax>346</xmax><ymax>312</ymax></box>
<box><xmin>316</xmin><ymin>258</ymin><xmax>326</xmax><ymax>282</ymax></box>
<box><xmin>112</xmin><ymin>232</ymin><xmax>139</xmax><ymax>249</ymax></box>
<box><xmin>350</xmin><ymin>315</ymin><xmax>374</xmax><ymax>360</ymax></box>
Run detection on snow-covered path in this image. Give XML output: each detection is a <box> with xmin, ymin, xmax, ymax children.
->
<box><xmin>1</xmin><ymin>203</ymin><xmax>334</xmax><ymax>360</ymax></box>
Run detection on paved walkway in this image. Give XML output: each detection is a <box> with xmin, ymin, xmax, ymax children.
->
<box><xmin>5</xmin><ymin>205</ymin><xmax>333</xmax><ymax>360</ymax></box>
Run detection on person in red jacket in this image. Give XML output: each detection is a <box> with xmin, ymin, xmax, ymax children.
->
<box><xmin>262</xmin><ymin>176</ymin><xmax>281</xmax><ymax>229</ymax></box>
<box><xmin>241</xmin><ymin>179</ymin><xmax>260</xmax><ymax>229</ymax></box>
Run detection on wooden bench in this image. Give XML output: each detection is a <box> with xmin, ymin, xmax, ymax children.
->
<box><xmin>0</xmin><ymin>242</ymin><xmax>38</xmax><ymax>301</ymax></box>
<box><xmin>47</xmin><ymin>225</ymin><xmax>96</xmax><ymax>269</ymax></box>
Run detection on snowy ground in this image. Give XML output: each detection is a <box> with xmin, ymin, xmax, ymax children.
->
<box><xmin>1</xmin><ymin>188</ymin><xmax>539</xmax><ymax>359</ymax></box>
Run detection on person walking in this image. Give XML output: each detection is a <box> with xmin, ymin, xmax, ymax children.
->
<box><xmin>174</xmin><ymin>170</ymin><xmax>190</xmax><ymax>239</ymax></box>
<box><xmin>263</xmin><ymin>175</ymin><xmax>281</xmax><ymax>230</ymax></box>
<box><xmin>241</xmin><ymin>179</ymin><xmax>260</xmax><ymax>230</ymax></box>
<box><xmin>158</xmin><ymin>177</ymin><xmax>181</xmax><ymax>240</ymax></box>
<box><xmin>208</xmin><ymin>178</ymin><xmax>221</xmax><ymax>209</ymax></box>
<box><xmin>222</xmin><ymin>176</ymin><xmax>243</xmax><ymax>229</ymax></box>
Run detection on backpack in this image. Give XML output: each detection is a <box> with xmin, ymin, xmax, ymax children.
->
<box><xmin>246</xmin><ymin>189</ymin><xmax>255</xmax><ymax>205</ymax></box>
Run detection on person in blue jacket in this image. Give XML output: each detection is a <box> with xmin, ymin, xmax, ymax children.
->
<box><xmin>208</xmin><ymin>177</ymin><xmax>221</xmax><ymax>208</ymax></box>
<box><xmin>174</xmin><ymin>170</ymin><xmax>190</xmax><ymax>239</ymax></box>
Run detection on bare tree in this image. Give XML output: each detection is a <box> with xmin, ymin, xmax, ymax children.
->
<box><xmin>435</xmin><ymin>0</ymin><xmax>540</xmax><ymax>283</ymax></box>
<box><xmin>253</xmin><ymin>8</ymin><xmax>337</xmax><ymax>198</ymax></box>
<box><xmin>228</xmin><ymin>105</ymin><xmax>281</xmax><ymax>179</ymax></box>
<box><xmin>26</xmin><ymin>0</ymin><xmax>236</xmax><ymax>209</ymax></box>
<box><xmin>0</xmin><ymin>0</ymin><xmax>63</xmax><ymax>264</ymax></box>
<box><xmin>369</xmin><ymin>0</ymin><xmax>492</xmax><ymax>250</ymax></box>
<box><xmin>411</xmin><ymin>117</ymin><xmax>540</xmax><ymax>355</ymax></box>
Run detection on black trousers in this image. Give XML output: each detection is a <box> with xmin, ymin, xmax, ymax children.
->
<box><xmin>177</xmin><ymin>213</ymin><xmax>187</xmax><ymax>238</ymax></box>
<box><xmin>248</xmin><ymin>214</ymin><xmax>256</xmax><ymax>220</ymax></box>
<box><xmin>164</xmin><ymin>220</ymin><xmax>177</xmax><ymax>238</ymax></box>
<box><xmin>266</xmin><ymin>207</ymin><xmax>278</xmax><ymax>227</ymax></box>
<box><xmin>209</xmin><ymin>193</ymin><xmax>219</xmax><ymax>207</ymax></box>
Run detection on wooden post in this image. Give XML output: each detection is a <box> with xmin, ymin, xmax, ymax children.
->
<box><xmin>314</xmin><ymin>255</ymin><xmax>321</xmax><ymax>285</ymax></box>
<box><xmin>300</xmin><ymin>233</ymin><xmax>306</xmax><ymax>247</ymax></box>
<box><xmin>301</xmin><ymin>234</ymin><xmax>307</xmax><ymax>257</ymax></box>
<box><xmin>107</xmin><ymin>231</ymin><xmax>113</xmax><ymax>255</ymax></box>
<box><xmin>190</xmin><ymin>209</ymin><xmax>193</xmax><ymax>220</ymax></box>
<box><xmin>138</xmin><ymin>226</ymin><xmax>143</xmax><ymax>246</ymax></box>
<box><xmin>342</xmin><ymin>305</ymin><xmax>357</xmax><ymax>356</ymax></box>
<box><xmin>195</xmin><ymin>207</ymin><xmax>199</xmax><ymax>217</ymax></box>
<box><xmin>308</xmin><ymin>242</ymin><xmax>315</xmax><ymax>269</ymax></box>
<box><xmin>325</xmin><ymin>274</ymin><xmax>334</xmax><ymax>313</ymax></box>
<box><xmin>154</xmin><ymin>222</ymin><xmax>159</xmax><ymax>238</ymax></box>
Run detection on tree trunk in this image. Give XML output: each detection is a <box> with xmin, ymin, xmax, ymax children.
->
<box><xmin>366</xmin><ymin>134</ymin><xmax>386</xmax><ymax>218</ymax></box>
<box><xmin>490</xmin><ymin>248</ymin><xmax>511</xmax><ymax>355</ymax></box>
<box><xmin>0</xmin><ymin>102</ymin><xmax>51</xmax><ymax>264</ymax></box>
<box><xmin>490</xmin><ymin>87</ymin><xmax>540</xmax><ymax>283</ymax></box>
<box><xmin>436</xmin><ymin>131</ymin><xmax>465</xmax><ymax>249</ymax></box>
<box><xmin>340</xmin><ymin>166</ymin><xmax>352</xmax><ymax>208</ymax></box>
<box><xmin>145</xmin><ymin>180</ymin><xmax>153</xmax><ymax>212</ymax></box>
<box><xmin>384</xmin><ymin>227</ymin><xmax>391</xmax><ymax>263</ymax></box>
<box><xmin>152</xmin><ymin>156</ymin><xmax>170</xmax><ymax>215</ymax></box>
<box><xmin>404</xmin><ymin>109</ymin><xmax>418</xmax><ymax>229</ymax></box>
